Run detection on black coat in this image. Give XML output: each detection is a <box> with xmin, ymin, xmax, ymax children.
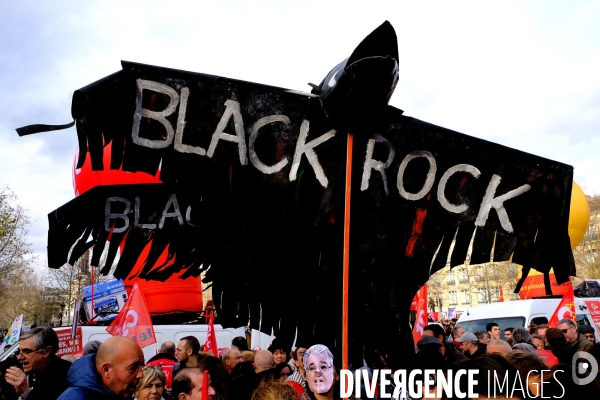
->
<box><xmin>26</xmin><ymin>355</ymin><xmax>72</xmax><ymax>400</ymax></box>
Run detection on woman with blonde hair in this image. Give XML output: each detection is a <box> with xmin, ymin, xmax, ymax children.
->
<box><xmin>251</xmin><ymin>381</ymin><xmax>300</xmax><ymax>400</ymax></box>
<box><xmin>135</xmin><ymin>366</ymin><xmax>166</xmax><ymax>400</ymax></box>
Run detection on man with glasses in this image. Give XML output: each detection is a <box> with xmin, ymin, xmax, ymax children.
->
<box><xmin>556</xmin><ymin>318</ymin><xmax>593</xmax><ymax>352</ymax></box>
<box><xmin>3</xmin><ymin>326</ymin><xmax>71</xmax><ymax>400</ymax></box>
<box><xmin>285</xmin><ymin>344</ymin><xmax>309</xmax><ymax>388</ymax></box>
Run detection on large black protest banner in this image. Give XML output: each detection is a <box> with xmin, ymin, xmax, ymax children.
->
<box><xmin>34</xmin><ymin>22</ymin><xmax>573</xmax><ymax>362</ymax></box>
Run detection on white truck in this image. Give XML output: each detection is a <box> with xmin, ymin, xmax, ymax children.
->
<box><xmin>456</xmin><ymin>296</ymin><xmax>600</xmax><ymax>341</ymax></box>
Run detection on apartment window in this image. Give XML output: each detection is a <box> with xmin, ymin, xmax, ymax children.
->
<box><xmin>449</xmin><ymin>290</ymin><xmax>458</xmax><ymax>305</ymax></box>
<box><xmin>477</xmin><ymin>287</ymin><xmax>487</xmax><ymax>303</ymax></box>
<box><xmin>460</xmin><ymin>289</ymin><xmax>470</xmax><ymax>304</ymax></box>
<box><xmin>491</xmin><ymin>286</ymin><xmax>500</xmax><ymax>302</ymax></box>
<box><xmin>458</xmin><ymin>269</ymin><xmax>469</xmax><ymax>284</ymax></box>
<box><xmin>446</xmin><ymin>272</ymin><xmax>456</xmax><ymax>285</ymax></box>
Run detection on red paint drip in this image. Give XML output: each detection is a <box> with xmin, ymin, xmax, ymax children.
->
<box><xmin>406</xmin><ymin>208</ymin><xmax>428</xmax><ymax>257</ymax></box>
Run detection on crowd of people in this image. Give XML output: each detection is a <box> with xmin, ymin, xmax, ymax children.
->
<box><xmin>1</xmin><ymin>321</ymin><xmax>600</xmax><ymax>400</ymax></box>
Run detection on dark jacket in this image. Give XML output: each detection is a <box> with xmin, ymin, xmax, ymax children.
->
<box><xmin>146</xmin><ymin>352</ymin><xmax>178</xmax><ymax>365</ymax></box>
<box><xmin>572</xmin><ymin>334</ymin><xmax>593</xmax><ymax>352</ymax></box>
<box><xmin>57</xmin><ymin>354</ymin><xmax>116</xmax><ymax>400</ymax></box>
<box><xmin>25</xmin><ymin>355</ymin><xmax>71</xmax><ymax>400</ymax></box>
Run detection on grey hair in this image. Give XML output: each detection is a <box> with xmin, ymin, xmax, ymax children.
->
<box><xmin>474</xmin><ymin>331</ymin><xmax>489</xmax><ymax>340</ymax></box>
<box><xmin>451</xmin><ymin>326</ymin><xmax>463</xmax><ymax>337</ymax></box>
<box><xmin>222</xmin><ymin>346</ymin><xmax>239</xmax><ymax>361</ymax></box>
<box><xmin>19</xmin><ymin>327</ymin><xmax>59</xmax><ymax>355</ymax></box>
<box><xmin>303</xmin><ymin>344</ymin><xmax>333</xmax><ymax>370</ymax></box>
<box><xmin>557</xmin><ymin>318</ymin><xmax>577</xmax><ymax>328</ymax></box>
<box><xmin>512</xmin><ymin>343</ymin><xmax>537</xmax><ymax>355</ymax></box>
<box><xmin>511</xmin><ymin>327</ymin><xmax>532</xmax><ymax>344</ymax></box>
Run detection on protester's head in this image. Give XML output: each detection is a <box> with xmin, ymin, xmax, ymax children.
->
<box><xmin>172</xmin><ymin>367</ymin><xmax>215</xmax><ymax>400</ymax></box>
<box><xmin>504</xmin><ymin>327</ymin><xmax>514</xmax><ymax>340</ymax></box>
<box><xmin>95</xmin><ymin>336</ymin><xmax>144</xmax><ymax>399</ymax></box>
<box><xmin>557</xmin><ymin>319</ymin><xmax>578</xmax><ymax>344</ymax></box>
<box><xmin>486</xmin><ymin>322</ymin><xmax>501</xmax><ymax>340</ymax></box>
<box><xmin>303</xmin><ymin>344</ymin><xmax>338</xmax><ymax>395</ymax></box>
<box><xmin>451</xmin><ymin>326</ymin><xmax>465</xmax><ymax>339</ymax></box>
<box><xmin>532</xmin><ymin>334</ymin><xmax>545</xmax><ymax>350</ymax></box>
<box><xmin>511</xmin><ymin>327</ymin><xmax>532</xmax><ymax>344</ymax></box>
<box><xmin>291</xmin><ymin>345</ymin><xmax>308</xmax><ymax>373</ymax></box>
<box><xmin>84</xmin><ymin>340</ymin><xmax>102</xmax><ymax>356</ymax></box>
<box><xmin>528</xmin><ymin>323</ymin><xmax>539</xmax><ymax>335</ymax></box>
<box><xmin>536</xmin><ymin>324</ymin><xmax>548</xmax><ymax>339</ymax></box>
<box><xmin>198</xmin><ymin>355</ymin><xmax>228</xmax><ymax>400</ymax></box>
<box><xmin>251</xmin><ymin>381</ymin><xmax>299</xmax><ymax>400</ymax></box>
<box><xmin>254</xmin><ymin>349</ymin><xmax>274</xmax><ymax>373</ymax></box>
<box><xmin>417</xmin><ymin>336</ymin><xmax>444</xmax><ymax>353</ymax></box>
<box><xmin>137</xmin><ymin>366</ymin><xmax>165</xmax><ymax>400</ymax></box>
<box><xmin>423</xmin><ymin>324</ymin><xmax>445</xmax><ymax>342</ymax></box>
<box><xmin>242</xmin><ymin>350</ymin><xmax>255</xmax><ymax>363</ymax></box>
<box><xmin>456</xmin><ymin>332</ymin><xmax>479</xmax><ymax>355</ymax></box>
<box><xmin>160</xmin><ymin>341</ymin><xmax>176</xmax><ymax>356</ymax></box>
<box><xmin>474</xmin><ymin>330</ymin><xmax>490</xmax><ymax>345</ymax></box>
<box><xmin>512</xmin><ymin>343</ymin><xmax>537</xmax><ymax>355</ymax></box>
<box><xmin>230</xmin><ymin>361</ymin><xmax>255</xmax><ymax>379</ymax></box>
<box><xmin>274</xmin><ymin>362</ymin><xmax>292</xmax><ymax>382</ymax></box>
<box><xmin>545</xmin><ymin>327</ymin><xmax>567</xmax><ymax>350</ymax></box>
<box><xmin>232</xmin><ymin>336</ymin><xmax>249</xmax><ymax>351</ymax></box>
<box><xmin>505</xmin><ymin>350</ymin><xmax>548</xmax><ymax>396</ymax></box>
<box><xmin>268</xmin><ymin>340</ymin><xmax>290</xmax><ymax>366</ymax></box>
<box><xmin>17</xmin><ymin>326</ymin><xmax>59</xmax><ymax>373</ymax></box>
<box><xmin>223</xmin><ymin>346</ymin><xmax>243</xmax><ymax>373</ymax></box>
<box><xmin>578</xmin><ymin>325</ymin><xmax>596</xmax><ymax>343</ymax></box>
<box><xmin>177</xmin><ymin>336</ymin><xmax>201</xmax><ymax>363</ymax></box>
<box><xmin>486</xmin><ymin>339</ymin><xmax>512</xmax><ymax>357</ymax></box>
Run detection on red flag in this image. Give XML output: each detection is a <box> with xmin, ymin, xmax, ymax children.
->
<box><xmin>205</xmin><ymin>311</ymin><xmax>218</xmax><ymax>356</ymax></box>
<box><xmin>499</xmin><ymin>286</ymin><xmax>504</xmax><ymax>302</ymax></box>
<box><xmin>412</xmin><ymin>284</ymin><xmax>428</xmax><ymax>344</ymax></box>
<box><xmin>106</xmin><ymin>280</ymin><xmax>156</xmax><ymax>349</ymax></box>
<box><xmin>202</xmin><ymin>370</ymin><xmax>209</xmax><ymax>399</ymax></box>
<box><xmin>548</xmin><ymin>284</ymin><xmax>576</xmax><ymax>327</ymax></box>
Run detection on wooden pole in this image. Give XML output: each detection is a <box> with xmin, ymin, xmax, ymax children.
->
<box><xmin>342</xmin><ymin>133</ymin><xmax>353</xmax><ymax>374</ymax></box>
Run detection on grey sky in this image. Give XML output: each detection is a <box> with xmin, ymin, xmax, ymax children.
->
<box><xmin>1</xmin><ymin>1</ymin><xmax>598</xmax><ymax>272</ymax></box>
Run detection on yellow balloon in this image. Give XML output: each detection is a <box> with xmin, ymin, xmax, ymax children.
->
<box><xmin>568</xmin><ymin>182</ymin><xmax>590</xmax><ymax>249</ymax></box>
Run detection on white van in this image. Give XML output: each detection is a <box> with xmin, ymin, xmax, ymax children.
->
<box><xmin>81</xmin><ymin>324</ymin><xmax>251</xmax><ymax>362</ymax></box>
<box><xmin>456</xmin><ymin>297</ymin><xmax>600</xmax><ymax>342</ymax></box>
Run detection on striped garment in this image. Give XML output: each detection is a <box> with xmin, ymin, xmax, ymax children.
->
<box><xmin>285</xmin><ymin>369</ymin><xmax>306</xmax><ymax>388</ymax></box>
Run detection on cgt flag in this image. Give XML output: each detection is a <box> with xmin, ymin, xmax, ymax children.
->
<box><xmin>205</xmin><ymin>311</ymin><xmax>218</xmax><ymax>357</ymax></box>
<box><xmin>107</xmin><ymin>281</ymin><xmax>156</xmax><ymax>348</ymax></box>
<box><xmin>548</xmin><ymin>283</ymin><xmax>576</xmax><ymax>327</ymax></box>
<box><xmin>412</xmin><ymin>285</ymin><xmax>428</xmax><ymax>344</ymax></box>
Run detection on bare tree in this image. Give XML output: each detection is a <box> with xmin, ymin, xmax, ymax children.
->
<box><xmin>572</xmin><ymin>195</ymin><xmax>600</xmax><ymax>284</ymax></box>
<box><xmin>46</xmin><ymin>249</ymin><xmax>111</xmax><ymax>324</ymax></box>
<box><xmin>0</xmin><ymin>186</ymin><xmax>34</xmax><ymax>297</ymax></box>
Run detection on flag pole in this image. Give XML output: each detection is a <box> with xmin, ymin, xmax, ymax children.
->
<box><xmin>342</xmin><ymin>133</ymin><xmax>353</xmax><ymax>373</ymax></box>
